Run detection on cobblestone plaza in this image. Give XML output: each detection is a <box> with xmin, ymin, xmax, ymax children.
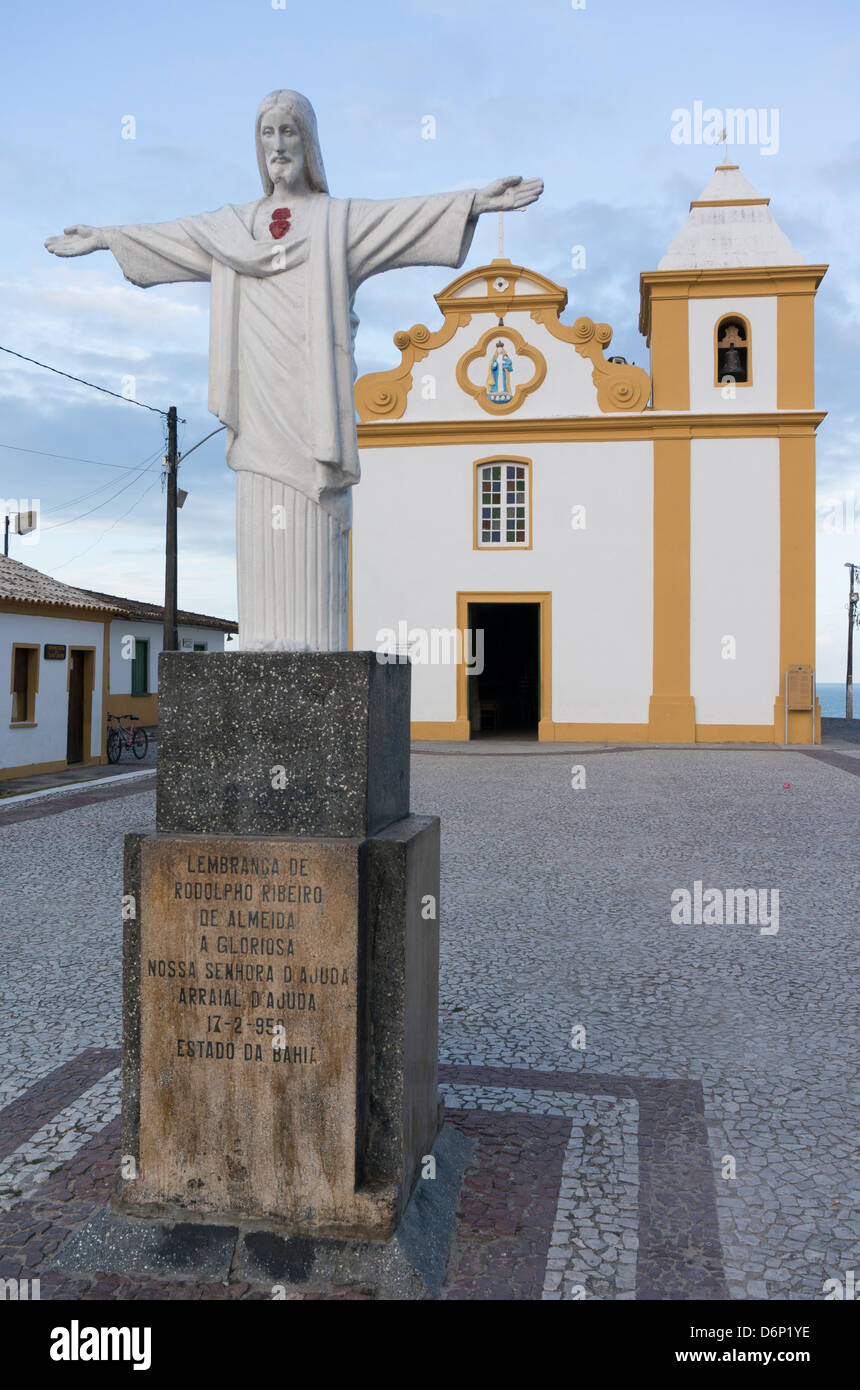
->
<box><xmin>0</xmin><ymin>744</ymin><xmax>856</xmax><ymax>1300</ymax></box>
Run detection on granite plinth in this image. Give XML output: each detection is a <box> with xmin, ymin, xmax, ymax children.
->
<box><xmin>156</xmin><ymin>651</ymin><xmax>410</xmax><ymax>839</ymax></box>
<box><xmin>52</xmin><ymin>1125</ymin><xmax>474</xmax><ymax>1299</ymax></box>
<box><xmin>120</xmin><ymin>815</ymin><xmax>440</xmax><ymax>1240</ymax></box>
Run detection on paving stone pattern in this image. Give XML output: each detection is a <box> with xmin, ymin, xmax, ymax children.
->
<box><xmin>0</xmin><ymin>748</ymin><xmax>856</xmax><ymax>1299</ymax></box>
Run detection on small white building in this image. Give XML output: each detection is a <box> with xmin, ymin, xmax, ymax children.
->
<box><xmin>1</xmin><ymin>559</ymin><xmax>112</xmax><ymax>779</ymax></box>
<box><xmin>351</xmin><ymin>163</ymin><xmax>826</xmax><ymax>745</ymax></box>
<box><xmin>80</xmin><ymin>588</ymin><xmax>237</xmax><ymax>730</ymax></box>
<box><xmin>1</xmin><ymin>556</ymin><xmax>236</xmax><ymax>779</ymax></box>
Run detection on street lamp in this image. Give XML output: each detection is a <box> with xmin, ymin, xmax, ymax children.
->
<box><xmin>845</xmin><ymin>562</ymin><xmax>860</xmax><ymax>720</ymax></box>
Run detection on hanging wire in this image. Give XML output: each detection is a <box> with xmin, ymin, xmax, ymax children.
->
<box><xmin>38</xmin><ymin>453</ymin><xmax>164</xmax><ymax>532</ymax></box>
<box><xmin>52</xmin><ymin>473</ymin><xmax>163</xmax><ymax>571</ymax></box>
<box><xmin>0</xmin><ymin>344</ymin><xmax>183</xmax><ymax>419</ymax></box>
<box><xmin>0</xmin><ymin>441</ymin><xmax>163</xmax><ymax>473</ymax></box>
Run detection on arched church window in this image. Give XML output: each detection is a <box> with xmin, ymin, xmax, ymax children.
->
<box><xmin>475</xmin><ymin>459</ymin><xmax>531</xmax><ymax>548</ymax></box>
<box><xmin>715</xmin><ymin>315</ymin><xmax>751</xmax><ymax>386</ymax></box>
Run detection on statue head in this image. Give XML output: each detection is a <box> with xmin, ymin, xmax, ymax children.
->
<box><xmin>255</xmin><ymin>90</ymin><xmax>328</xmax><ymax>196</ymax></box>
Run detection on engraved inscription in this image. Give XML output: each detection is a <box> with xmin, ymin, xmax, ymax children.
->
<box><xmin>134</xmin><ymin>836</ymin><xmax>362</xmax><ymax>1226</ymax></box>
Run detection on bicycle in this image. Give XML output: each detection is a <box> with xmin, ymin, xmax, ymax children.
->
<box><xmin>106</xmin><ymin>712</ymin><xmax>149</xmax><ymax>764</ymax></box>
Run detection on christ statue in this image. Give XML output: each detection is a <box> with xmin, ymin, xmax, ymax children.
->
<box><xmin>46</xmin><ymin>91</ymin><xmax>543</xmax><ymax>651</ymax></box>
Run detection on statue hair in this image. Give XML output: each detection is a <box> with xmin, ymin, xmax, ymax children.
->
<box><xmin>255</xmin><ymin>90</ymin><xmax>329</xmax><ymax>195</ymax></box>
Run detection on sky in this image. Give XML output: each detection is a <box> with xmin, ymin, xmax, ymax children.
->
<box><xmin>1</xmin><ymin>0</ymin><xmax>858</xmax><ymax>679</ymax></box>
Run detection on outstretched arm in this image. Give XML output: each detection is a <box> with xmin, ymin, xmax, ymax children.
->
<box><xmin>46</xmin><ymin>219</ymin><xmax>212</xmax><ymax>287</ymax></box>
<box><xmin>347</xmin><ymin>176</ymin><xmax>543</xmax><ymax>288</ymax></box>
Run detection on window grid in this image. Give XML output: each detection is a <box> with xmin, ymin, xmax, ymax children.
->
<box><xmin>478</xmin><ymin>463</ymin><xmax>529</xmax><ymax>547</ymax></box>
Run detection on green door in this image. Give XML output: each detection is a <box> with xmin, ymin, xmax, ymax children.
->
<box><xmin>131</xmin><ymin>639</ymin><xmax>149</xmax><ymax>696</ymax></box>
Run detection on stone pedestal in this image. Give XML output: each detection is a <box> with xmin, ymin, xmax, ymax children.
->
<box><xmin>117</xmin><ymin>653</ymin><xmax>441</xmax><ymax>1243</ymax></box>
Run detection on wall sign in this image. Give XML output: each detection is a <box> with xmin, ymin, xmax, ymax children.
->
<box><xmin>44</xmin><ymin>644</ymin><xmax>67</xmax><ymax>660</ymax></box>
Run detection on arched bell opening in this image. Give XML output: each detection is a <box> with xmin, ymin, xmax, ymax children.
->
<box><xmin>715</xmin><ymin>314</ymin><xmax>752</xmax><ymax>386</ymax></box>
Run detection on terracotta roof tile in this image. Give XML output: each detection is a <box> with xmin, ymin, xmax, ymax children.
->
<box><xmin>0</xmin><ymin>556</ymin><xmax>113</xmax><ymax>610</ymax></box>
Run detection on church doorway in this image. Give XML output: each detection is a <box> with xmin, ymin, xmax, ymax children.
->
<box><xmin>467</xmin><ymin>602</ymin><xmax>540</xmax><ymax>739</ymax></box>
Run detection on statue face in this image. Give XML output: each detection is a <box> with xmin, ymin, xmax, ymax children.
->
<box><xmin>259</xmin><ymin>105</ymin><xmax>306</xmax><ymax>188</ymax></box>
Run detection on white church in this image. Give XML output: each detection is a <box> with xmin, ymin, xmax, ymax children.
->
<box><xmin>351</xmin><ymin>163</ymin><xmax>826</xmax><ymax>745</ymax></box>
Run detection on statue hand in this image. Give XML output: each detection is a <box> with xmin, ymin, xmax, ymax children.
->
<box><xmin>473</xmin><ymin>176</ymin><xmax>544</xmax><ymax>216</ymax></box>
<box><xmin>44</xmin><ymin>226</ymin><xmax>107</xmax><ymax>257</ymax></box>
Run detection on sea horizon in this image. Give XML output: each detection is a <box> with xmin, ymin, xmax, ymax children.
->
<box><xmin>817</xmin><ymin>682</ymin><xmax>858</xmax><ymax>719</ymax></box>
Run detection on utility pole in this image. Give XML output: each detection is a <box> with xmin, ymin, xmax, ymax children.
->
<box><xmin>3</xmin><ymin>513</ymin><xmax>9</xmax><ymax>557</ymax></box>
<box><xmin>846</xmin><ymin>562</ymin><xmax>859</xmax><ymax>720</ymax></box>
<box><xmin>163</xmin><ymin>405</ymin><xmax>178</xmax><ymax>653</ymax></box>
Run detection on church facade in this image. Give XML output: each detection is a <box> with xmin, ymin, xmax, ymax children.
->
<box><xmin>351</xmin><ymin>164</ymin><xmax>827</xmax><ymax>744</ymax></box>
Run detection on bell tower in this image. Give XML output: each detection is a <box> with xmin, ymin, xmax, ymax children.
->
<box><xmin>641</xmin><ymin>162</ymin><xmax>825</xmax><ymax>415</ymax></box>
<box><xmin>639</xmin><ymin>163</ymin><xmax>828</xmax><ymax>745</ymax></box>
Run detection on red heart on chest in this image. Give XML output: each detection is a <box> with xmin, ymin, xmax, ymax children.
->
<box><xmin>269</xmin><ymin>207</ymin><xmax>292</xmax><ymax>239</ymax></box>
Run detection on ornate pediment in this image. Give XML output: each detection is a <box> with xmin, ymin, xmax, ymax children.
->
<box><xmin>530</xmin><ymin>311</ymin><xmax>652</xmax><ymax>413</ymax></box>
<box><xmin>354</xmin><ymin>259</ymin><xmax>651</xmax><ymax>421</ymax></box>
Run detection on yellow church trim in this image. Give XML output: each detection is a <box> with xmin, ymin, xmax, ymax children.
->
<box><xmin>357</xmin><ymin>411</ymin><xmax>825</xmax><ymax>449</ymax></box>
<box><xmin>545</xmin><ymin>722</ymin><xmax>649</xmax><ymax>742</ymax></box>
<box><xmin>713</xmin><ymin>311</ymin><xmax>753</xmax><ymax>388</ymax></box>
<box><xmin>777</xmin><ymin>293</ymin><xmax>816</xmax><ymax>409</ymax></box>
<box><xmin>772</xmin><ymin>435</ymin><xmax>821</xmax><ymax>744</ymax></box>
<box><xmin>529</xmin><ymin>311</ymin><xmax>652</xmax><ymax>412</ymax></box>
<box><xmin>456</xmin><ymin>327</ymin><xmax>547</xmax><ymax>415</ymax></box>
<box><xmin>640</xmin><ymin>264</ymin><xmax>828</xmax><ymax>330</ymax></box>
<box><xmin>647</xmin><ymin>294</ymin><xmax>690</xmax><ymax>411</ymax></box>
<box><xmin>411</xmin><ymin>721</ymin><xmax>469</xmax><ymax>740</ymax></box>
<box><xmin>690</xmin><ymin>198</ymin><xmax>771</xmax><ymax>209</ymax></box>
<box><xmin>408</xmin><ymin>720</ymin><xmax>788</xmax><ymax>745</ymax></box>
<box><xmin>355</xmin><ymin>260</ymin><xmax>656</xmax><ymax>421</ymax></box>
<box><xmin>472</xmin><ymin>457</ymin><xmax>534</xmax><ymax>550</ymax></box>
<box><xmin>695</xmin><ymin>724</ymin><xmax>776</xmax><ymax>743</ymax></box>
<box><xmin>354</xmin><ymin>311</ymin><xmax>472</xmax><ymax>422</ymax></box>
<box><xmin>435</xmin><ymin>258</ymin><xmax>568</xmax><ymax>317</ymax></box>
<box><xmin>455</xmin><ymin>590</ymin><xmax>553</xmax><ymax>741</ymax></box>
<box><xmin>649</xmin><ymin>437</ymin><xmax>696</xmax><ymax>742</ymax></box>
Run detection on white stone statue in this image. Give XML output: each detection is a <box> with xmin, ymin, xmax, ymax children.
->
<box><xmin>46</xmin><ymin>91</ymin><xmax>543</xmax><ymax>651</ymax></box>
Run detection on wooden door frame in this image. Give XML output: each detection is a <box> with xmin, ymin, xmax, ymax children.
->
<box><xmin>455</xmin><ymin>591</ymin><xmax>552</xmax><ymax>741</ymax></box>
<box><xmin>67</xmin><ymin>647</ymin><xmax>96</xmax><ymax>764</ymax></box>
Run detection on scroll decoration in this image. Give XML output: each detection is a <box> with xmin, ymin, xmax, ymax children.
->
<box><xmin>354</xmin><ymin>313</ymin><xmax>472</xmax><ymax>421</ymax></box>
<box><xmin>530</xmin><ymin>309</ymin><xmax>652</xmax><ymax>413</ymax></box>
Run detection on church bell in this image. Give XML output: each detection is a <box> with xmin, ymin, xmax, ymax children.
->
<box><xmin>722</xmin><ymin>346</ymin><xmax>744</xmax><ymax>378</ymax></box>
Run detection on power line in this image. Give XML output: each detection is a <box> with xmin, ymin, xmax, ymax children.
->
<box><xmin>42</xmin><ymin>450</ymin><xmax>163</xmax><ymax>516</ymax></box>
<box><xmin>52</xmin><ymin>472</ymin><xmax>163</xmax><ymax>572</ymax></box>
<box><xmin>0</xmin><ymin>441</ymin><xmax>162</xmax><ymax>473</ymax></box>
<box><xmin>0</xmin><ymin>344</ymin><xmax>182</xmax><ymax>419</ymax></box>
<box><xmin>39</xmin><ymin>455</ymin><xmax>163</xmax><ymax>533</ymax></box>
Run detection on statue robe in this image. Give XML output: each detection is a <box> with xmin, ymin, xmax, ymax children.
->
<box><xmin>104</xmin><ymin>191</ymin><xmax>477</xmax><ymax>649</ymax></box>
